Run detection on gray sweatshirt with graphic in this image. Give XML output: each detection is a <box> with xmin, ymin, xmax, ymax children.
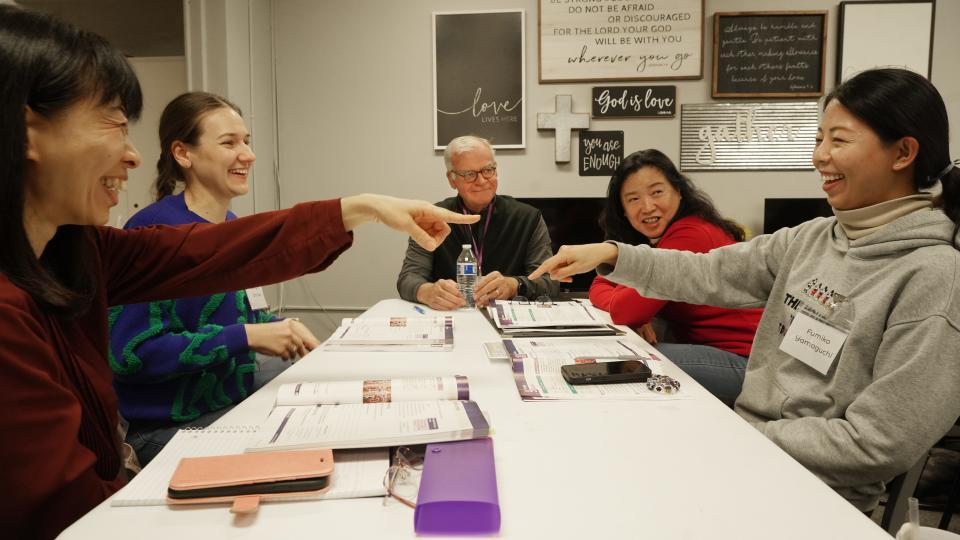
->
<box><xmin>602</xmin><ymin>208</ymin><xmax>960</xmax><ymax>511</ymax></box>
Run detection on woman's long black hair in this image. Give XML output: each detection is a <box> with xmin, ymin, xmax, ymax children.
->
<box><xmin>0</xmin><ymin>5</ymin><xmax>143</xmax><ymax>315</ymax></box>
<box><xmin>599</xmin><ymin>149</ymin><xmax>744</xmax><ymax>245</ymax></box>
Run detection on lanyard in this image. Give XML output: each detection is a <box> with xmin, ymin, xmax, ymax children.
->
<box><xmin>460</xmin><ymin>197</ymin><xmax>494</xmax><ymax>273</ymax></box>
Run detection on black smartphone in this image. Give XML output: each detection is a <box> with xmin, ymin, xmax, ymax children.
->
<box><xmin>561</xmin><ymin>358</ymin><xmax>652</xmax><ymax>385</ymax></box>
<box><xmin>167</xmin><ymin>475</ymin><xmax>329</xmax><ymax>500</ymax></box>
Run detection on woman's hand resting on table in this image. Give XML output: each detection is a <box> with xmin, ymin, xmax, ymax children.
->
<box><xmin>245</xmin><ymin>318</ymin><xmax>320</xmax><ymax>361</ymax></box>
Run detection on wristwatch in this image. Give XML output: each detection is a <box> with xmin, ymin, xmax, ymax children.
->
<box><xmin>516</xmin><ymin>278</ymin><xmax>528</xmax><ymax>298</ymax></box>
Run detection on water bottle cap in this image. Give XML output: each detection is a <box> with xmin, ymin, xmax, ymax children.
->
<box><xmin>462</xmin><ymin>244</ymin><xmax>471</xmax><ymax>249</ymax></box>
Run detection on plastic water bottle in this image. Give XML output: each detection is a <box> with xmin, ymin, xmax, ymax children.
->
<box><xmin>456</xmin><ymin>244</ymin><xmax>478</xmax><ymax>307</ymax></box>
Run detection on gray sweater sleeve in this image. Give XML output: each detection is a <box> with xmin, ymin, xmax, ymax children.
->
<box><xmin>601</xmin><ymin>226</ymin><xmax>794</xmax><ymax>309</ymax></box>
<box><xmin>396</xmin><ymin>237</ymin><xmax>434</xmax><ymax>302</ymax></box>
<box><xmin>520</xmin><ymin>216</ymin><xmax>560</xmax><ymax>299</ymax></box>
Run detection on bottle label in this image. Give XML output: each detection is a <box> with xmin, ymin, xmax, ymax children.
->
<box><xmin>458</xmin><ymin>263</ymin><xmax>476</xmax><ymax>275</ymax></box>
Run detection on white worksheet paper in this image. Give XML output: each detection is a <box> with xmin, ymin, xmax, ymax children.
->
<box><xmin>491</xmin><ymin>300</ymin><xmax>606</xmax><ymax>328</ymax></box>
<box><xmin>249</xmin><ymin>400</ymin><xmax>488</xmax><ymax>451</ymax></box>
<box><xmin>505</xmin><ymin>338</ymin><xmax>687</xmax><ymax>401</ymax></box>
<box><xmin>324</xmin><ymin>316</ymin><xmax>454</xmax><ymax>351</ymax></box>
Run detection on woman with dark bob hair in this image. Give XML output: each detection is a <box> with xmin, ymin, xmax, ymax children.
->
<box><xmin>534</xmin><ymin>67</ymin><xmax>960</xmax><ymax>514</ymax></box>
<box><xmin>590</xmin><ymin>149</ymin><xmax>762</xmax><ymax>406</ymax></box>
<box><xmin>0</xmin><ymin>6</ymin><xmax>476</xmax><ymax>537</ymax></box>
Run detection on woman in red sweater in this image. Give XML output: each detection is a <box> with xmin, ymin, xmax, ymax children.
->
<box><xmin>590</xmin><ymin>149</ymin><xmax>762</xmax><ymax>406</ymax></box>
<box><xmin>0</xmin><ymin>6</ymin><xmax>476</xmax><ymax>538</ymax></box>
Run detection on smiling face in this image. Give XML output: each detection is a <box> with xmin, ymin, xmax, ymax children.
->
<box><xmin>25</xmin><ymin>96</ymin><xmax>141</xmax><ymax>230</ymax></box>
<box><xmin>813</xmin><ymin>100</ymin><xmax>916</xmax><ymax>210</ymax></box>
<box><xmin>447</xmin><ymin>145</ymin><xmax>498</xmax><ymax>212</ymax></box>
<box><xmin>620</xmin><ymin>166</ymin><xmax>682</xmax><ymax>239</ymax></box>
<box><xmin>175</xmin><ymin>107</ymin><xmax>254</xmax><ymax>204</ymax></box>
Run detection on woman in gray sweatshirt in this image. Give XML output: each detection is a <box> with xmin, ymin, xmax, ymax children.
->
<box><xmin>530</xmin><ymin>68</ymin><xmax>960</xmax><ymax>513</ymax></box>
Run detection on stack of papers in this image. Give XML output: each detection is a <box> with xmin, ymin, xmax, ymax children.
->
<box><xmin>505</xmin><ymin>338</ymin><xmax>687</xmax><ymax>401</ymax></box>
<box><xmin>324</xmin><ymin>315</ymin><xmax>454</xmax><ymax>351</ymax></box>
<box><xmin>485</xmin><ymin>300</ymin><xmax>623</xmax><ymax>337</ymax></box>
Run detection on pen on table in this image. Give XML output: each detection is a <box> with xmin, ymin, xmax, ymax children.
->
<box><xmin>413</xmin><ymin>305</ymin><xmax>426</xmax><ymax>314</ymax></box>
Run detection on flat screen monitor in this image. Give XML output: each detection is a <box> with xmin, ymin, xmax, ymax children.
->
<box><xmin>763</xmin><ymin>198</ymin><xmax>833</xmax><ymax>235</ymax></box>
<box><xmin>517</xmin><ymin>197</ymin><xmax>606</xmax><ymax>295</ymax></box>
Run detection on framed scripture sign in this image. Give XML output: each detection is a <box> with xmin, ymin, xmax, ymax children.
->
<box><xmin>837</xmin><ymin>1</ymin><xmax>934</xmax><ymax>82</ymax></box>
<box><xmin>433</xmin><ymin>10</ymin><xmax>525</xmax><ymax>149</ymax></box>
<box><xmin>538</xmin><ymin>0</ymin><xmax>703</xmax><ymax>83</ymax></box>
<box><xmin>712</xmin><ymin>11</ymin><xmax>827</xmax><ymax>98</ymax></box>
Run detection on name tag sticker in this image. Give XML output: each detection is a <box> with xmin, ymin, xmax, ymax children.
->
<box><xmin>246</xmin><ymin>287</ymin><xmax>269</xmax><ymax>311</ymax></box>
<box><xmin>779</xmin><ymin>312</ymin><xmax>848</xmax><ymax>375</ymax></box>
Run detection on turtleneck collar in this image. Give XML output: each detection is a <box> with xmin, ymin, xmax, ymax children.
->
<box><xmin>833</xmin><ymin>193</ymin><xmax>936</xmax><ymax>240</ymax></box>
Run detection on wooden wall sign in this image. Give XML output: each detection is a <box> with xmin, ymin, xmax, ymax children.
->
<box><xmin>579</xmin><ymin>130</ymin><xmax>624</xmax><ymax>176</ymax></box>
<box><xmin>679</xmin><ymin>102</ymin><xmax>818</xmax><ymax>171</ymax></box>
<box><xmin>539</xmin><ymin>0</ymin><xmax>703</xmax><ymax>83</ymax></box>
<box><xmin>591</xmin><ymin>86</ymin><xmax>676</xmax><ymax>117</ymax></box>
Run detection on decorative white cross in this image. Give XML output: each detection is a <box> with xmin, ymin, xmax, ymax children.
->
<box><xmin>538</xmin><ymin>95</ymin><xmax>590</xmax><ymax>163</ymax></box>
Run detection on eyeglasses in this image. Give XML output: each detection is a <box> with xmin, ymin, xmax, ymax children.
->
<box><xmin>382</xmin><ymin>446</ymin><xmax>423</xmax><ymax>509</ymax></box>
<box><xmin>514</xmin><ymin>295</ymin><xmax>554</xmax><ymax>307</ymax></box>
<box><xmin>449</xmin><ymin>165</ymin><xmax>497</xmax><ymax>183</ymax></box>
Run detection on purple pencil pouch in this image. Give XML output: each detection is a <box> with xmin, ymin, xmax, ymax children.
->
<box><xmin>413</xmin><ymin>437</ymin><xmax>500</xmax><ymax>535</ymax></box>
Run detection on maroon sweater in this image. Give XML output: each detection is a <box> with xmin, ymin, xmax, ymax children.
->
<box><xmin>0</xmin><ymin>200</ymin><xmax>352</xmax><ymax>539</ymax></box>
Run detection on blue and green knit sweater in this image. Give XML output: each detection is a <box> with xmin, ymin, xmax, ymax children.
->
<box><xmin>109</xmin><ymin>192</ymin><xmax>276</xmax><ymax>422</ymax></box>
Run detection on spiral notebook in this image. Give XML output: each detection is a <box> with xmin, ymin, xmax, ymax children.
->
<box><xmin>111</xmin><ymin>426</ymin><xmax>388</xmax><ymax>507</ymax></box>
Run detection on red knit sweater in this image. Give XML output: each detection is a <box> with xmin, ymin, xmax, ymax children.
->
<box><xmin>589</xmin><ymin>215</ymin><xmax>762</xmax><ymax>356</ymax></box>
<box><xmin>0</xmin><ymin>200</ymin><xmax>352</xmax><ymax>539</ymax></box>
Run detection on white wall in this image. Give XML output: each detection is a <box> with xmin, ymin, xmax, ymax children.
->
<box><xmin>108</xmin><ymin>56</ymin><xmax>188</xmax><ymax>228</ymax></box>
<box><xmin>183</xmin><ymin>0</ymin><xmax>278</xmax><ymax>218</ymax></box>
<box><xmin>222</xmin><ymin>0</ymin><xmax>960</xmax><ymax>310</ymax></box>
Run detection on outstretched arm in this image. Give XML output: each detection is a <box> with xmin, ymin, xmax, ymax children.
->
<box><xmin>341</xmin><ymin>194</ymin><xmax>479</xmax><ymax>251</ymax></box>
<box><xmin>529</xmin><ymin>242</ymin><xmax>619</xmax><ymax>283</ymax></box>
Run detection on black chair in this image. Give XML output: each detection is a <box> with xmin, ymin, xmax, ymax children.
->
<box><xmin>925</xmin><ymin>423</ymin><xmax>960</xmax><ymax>530</ymax></box>
<box><xmin>881</xmin><ymin>421</ymin><xmax>960</xmax><ymax>534</ymax></box>
<box><xmin>937</xmin><ymin>467</ymin><xmax>960</xmax><ymax>529</ymax></box>
<box><xmin>882</xmin><ymin>454</ymin><xmax>929</xmax><ymax>534</ymax></box>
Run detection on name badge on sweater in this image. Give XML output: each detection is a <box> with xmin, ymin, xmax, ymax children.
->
<box><xmin>246</xmin><ymin>287</ymin><xmax>269</xmax><ymax>311</ymax></box>
<box><xmin>778</xmin><ymin>312</ymin><xmax>848</xmax><ymax>375</ymax></box>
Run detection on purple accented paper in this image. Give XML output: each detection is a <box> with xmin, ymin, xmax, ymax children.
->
<box><xmin>455</xmin><ymin>375</ymin><xmax>469</xmax><ymax>401</ymax></box>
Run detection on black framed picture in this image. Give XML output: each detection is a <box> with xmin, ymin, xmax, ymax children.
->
<box><xmin>433</xmin><ymin>10</ymin><xmax>525</xmax><ymax>149</ymax></box>
<box><xmin>712</xmin><ymin>11</ymin><xmax>827</xmax><ymax>98</ymax></box>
